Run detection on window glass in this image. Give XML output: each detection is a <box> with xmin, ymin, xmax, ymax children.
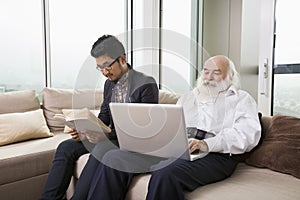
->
<box><xmin>274</xmin><ymin>0</ymin><xmax>300</xmax><ymax>65</ymax></box>
<box><xmin>49</xmin><ymin>0</ymin><xmax>126</xmax><ymax>89</ymax></box>
<box><xmin>273</xmin><ymin>74</ymin><xmax>300</xmax><ymax>117</ymax></box>
<box><xmin>161</xmin><ymin>0</ymin><xmax>193</xmax><ymax>94</ymax></box>
<box><xmin>0</xmin><ymin>0</ymin><xmax>44</xmax><ymax>95</ymax></box>
<box><xmin>273</xmin><ymin>0</ymin><xmax>300</xmax><ymax>117</ymax></box>
<box><xmin>131</xmin><ymin>0</ymin><xmax>196</xmax><ymax>94</ymax></box>
<box><xmin>131</xmin><ymin>0</ymin><xmax>160</xmax><ymax>79</ymax></box>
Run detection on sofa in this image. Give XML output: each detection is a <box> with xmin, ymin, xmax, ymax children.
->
<box><xmin>0</xmin><ymin>88</ymin><xmax>299</xmax><ymax>200</ymax></box>
<box><xmin>0</xmin><ymin>88</ymin><xmax>105</xmax><ymax>200</ymax></box>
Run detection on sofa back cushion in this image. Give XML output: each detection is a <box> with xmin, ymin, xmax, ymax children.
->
<box><xmin>246</xmin><ymin>114</ymin><xmax>300</xmax><ymax>179</ymax></box>
<box><xmin>158</xmin><ymin>90</ymin><xmax>180</xmax><ymax>104</ymax></box>
<box><xmin>42</xmin><ymin>87</ymin><xmax>103</xmax><ymax>131</ymax></box>
<box><xmin>42</xmin><ymin>88</ymin><xmax>179</xmax><ymax>131</ymax></box>
<box><xmin>0</xmin><ymin>90</ymin><xmax>40</xmax><ymax>114</ymax></box>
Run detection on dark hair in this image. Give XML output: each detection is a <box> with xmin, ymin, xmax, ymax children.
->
<box><xmin>90</xmin><ymin>34</ymin><xmax>125</xmax><ymax>59</ymax></box>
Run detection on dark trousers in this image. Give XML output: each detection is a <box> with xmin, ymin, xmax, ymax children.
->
<box><xmin>87</xmin><ymin>151</ymin><xmax>238</xmax><ymax>200</ymax></box>
<box><xmin>71</xmin><ymin>139</ymin><xmax>119</xmax><ymax>200</ymax></box>
<box><xmin>39</xmin><ymin>139</ymin><xmax>94</xmax><ymax>200</ymax></box>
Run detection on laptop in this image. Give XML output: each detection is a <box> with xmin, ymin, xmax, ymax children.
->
<box><xmin>109</xmin><ymin>103</ymin><xmax>208</xmax><ymax>161</ymax></box>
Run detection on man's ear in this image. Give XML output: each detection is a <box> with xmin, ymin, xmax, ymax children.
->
<box><xmin>229</xmin><ymin>71</ymin><xmax>234</xmax><ymax>81</ymax></box>
<box><xmin>120</xmin><ymin>54</ymin><xmax>126</xmax><ymax>65</ymax></box>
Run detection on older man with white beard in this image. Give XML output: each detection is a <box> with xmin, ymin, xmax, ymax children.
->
<box><xmin>147</xmin><ymin>55</ymin><xmax>261</xmax><ymax>200</ymax></box>
<box><xmin>182</xmin><ymin>55</ymin><xmax>261</xmax><ymax>154</ymax></box>
<box><xmin>86</xmin><ymin>55</ymin><xmax>261</xmax><ymax>200</ymax></box>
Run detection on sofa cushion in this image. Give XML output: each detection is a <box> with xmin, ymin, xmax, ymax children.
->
<box><xmin>246</xmin><ymin>114</ymin><xmax>300</xmax><ymax>179</ymax></box>
<box><xmin>125</xmin><ymin>163</ymin><xmax>300</xmax><ymax>200</ymax></box>
<box><xmin>42</xmin><ymin>87</ymin><xmax>103</xmax><ymax>131</ymax></box>
<box><xmin>0</xmin><ymin>131</ymin><xmax>70</xmax><ymax>185</ymax></box>
<box><xmin>158</xmin><ymin>90</ymin><xmax>180</xmax><ymax>104</ymax></box>
<box><xmin>0</xmin><ymin>109</ymin><xmax>53</xmax><ymax>146</ymax></box>
<box><xmin>0</xmin><ymin>90</ymin><xmax>40</xmax><ymax>114</ymax></box>
<box><xmin>70</xmin><ymin>156</ymin><xmax>300</xmax><ymax>200</ymax></box>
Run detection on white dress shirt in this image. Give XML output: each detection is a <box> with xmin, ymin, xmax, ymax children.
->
<box><xmin>177</xmin><ymin>86</ymin><xmax>261</xmax><ymax>154</ymax></box>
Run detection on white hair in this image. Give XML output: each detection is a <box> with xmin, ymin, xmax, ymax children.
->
<box><xmin>196</xmin><ymin>55</ymin><xmax>241</xmax><ymax>89</ymax></box>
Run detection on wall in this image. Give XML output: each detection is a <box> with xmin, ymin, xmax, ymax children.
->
<box><xmin>257</xmin><ymin>0</ymin><xmax>275</xmax><ymax>116</ymax></box>
<box><xmin>203</xmin><ymin>0</ymin><xmax>261</xmax><ymax>101</ymax></box>
<box><xmin>203</xmin><ymin>0</ymin><xmax>230</xmax><ymax>61</ymax></box>
<box><xmin>239</xmin><ymin>0</ymin><xmax>261</xmax><ymax>101</ymax></box>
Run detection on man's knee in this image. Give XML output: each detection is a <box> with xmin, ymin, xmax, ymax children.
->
<box><xmin>92</xmin><ymin>140</ymin><xmax>117</xmax><ymax>160</ymax></box>
<box><xmin>101</xmin><ymin>150</ymin><xmax>123</xmax><ymax>163</ymax></box>
<box><xmin>151</xmin><ymin>166</ymin><xmax>173</xmax><ymax>182</ymax></box>
<box><xmin>56</xmin><ymin>139</ymin><xmax>86</xmax><ymax>160</ymax></box>
<box><xmin>100</xmin><ymin>150</ymin><xmax>134</xmax><ymax>172</ymax></box>
<box><xmin>57</xmin><ymin>139</ymin><xmax>77</xmax><ymax>152</ymax></box>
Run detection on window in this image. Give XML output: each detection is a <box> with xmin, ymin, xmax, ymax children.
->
<box><xmin>273</xmin><ymin>0</ymin><xmax>300</xmax><ymax>117</ymax></box>
<box><xmin>130</xmin><ymin>0</ymin><xmax>160</xmax><ymax>80</ymax></box>
<box><xmin>131</xmin><ymin>0</ymin><xmax>201</xmax><ymax>94</ymax></box>
<box><xmin>49</xmin><ymin>0</ymin><xmax>126</xmax><ymax>89</ymax></box>
<box><xmin>0</xmin><ymin>0</ymin><xmax>203</xmax><ymax>97</ymax></box>
<box><xmin>161</xmin><ymin>0</ymin><xmax>197</xmax><ymax>94</ymax></box>
<box><xmin>0</xmin><ymin>0</ymin><xmax>44</xmax><ymax>94</ymax></box>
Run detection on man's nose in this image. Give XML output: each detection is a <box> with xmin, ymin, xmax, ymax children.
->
<box><xmin>102</xmin><ymin>69</ymin><xmax>109</xmax><ymax>76</ymax></box>
<box><xmin>208</xmin><ymin>72</ymin><xmax>214</xmax><ymax>80</ymax></box>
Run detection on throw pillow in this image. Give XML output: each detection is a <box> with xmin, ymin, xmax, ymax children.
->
<box><xmin>246</xmin><ymin>114</ymin><xmax>300</xmax><ymax>179</ymax></box>
<box><xmin>0</xmin><ymin>90</ymin><xmax>40</xmax><ymax>114</ymax></box>
<box><xmin>159</xmin><ymin>90</ymin><xmax>180</xmax><ymax>104</ymax></box>
<box><xmin>42</xmin><ymin>87</ymin><xmax>103</xmax><ymax>131</ymax></box>
<box><xmin>0</xmin><ymin>109</ymin><xmax>53</xmax><ymax>146</ymax></box>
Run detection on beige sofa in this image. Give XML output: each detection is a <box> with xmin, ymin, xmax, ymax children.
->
<box><xmin>0</xmin><ymin>89</ymin><xmax>71</xmax><ymax>200</ymax></box>
<box><xmin>0</xmin><ymin>88</ymin><xmax>299</xmax><ymax>200</ymax></box>
<box><xmin>66</xmin><ymin>115</ymin><xmax>300</xmax><ymax>200</ymax></box>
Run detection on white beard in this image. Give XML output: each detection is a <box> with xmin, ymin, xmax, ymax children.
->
<box><xmin>194</xmin><ymin>79</ymin><xmax>231</xmax><ymax>104</ymax></box>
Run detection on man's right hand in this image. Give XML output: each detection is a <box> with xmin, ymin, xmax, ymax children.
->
<box><xmin>69</xmin><ymin>129</ymin><xmax>87</xmax><ymax>141</ymax></box>
<box><xmin>79</xmin><ymin>130</ymin><xmax>109</xmax><ymax>144</ymax></box>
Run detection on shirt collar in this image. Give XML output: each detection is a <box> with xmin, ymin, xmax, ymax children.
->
<box><xmin>225</xmin><ymin>85</ymin><xmax>238</xmax><ymax>96</ymax></box>
<box><xmin>116</xmin><ymin>70</ymin><xmax>129</xmax><ymax>86</ymax></box>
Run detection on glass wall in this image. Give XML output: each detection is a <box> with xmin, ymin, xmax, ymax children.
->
<box><xmin>49</xmin><ymin>0</ymin><xmax>126</xmax><ymax>90</ymax></box>
<box><xmin>0</xmin><ymin>0</ymin><xmax>202</xmax><ymax>97</ymax></box>
<box><xmin>131</xmin><ymin>0</ymin><xmax>199</xmax><ymax>94</ymax></box>
<box><xmin>161</xmin><ymin>0</ymin><xmax>195</xmax><ymax>94</ymax></box>
<box><xmin>131</xmin><ymin>0</ymin><xmax>160</xmax><ymax>81</ymax></box>
<box><xmin>273</xmin><ymin>0</ymin><xmax>300</xmax><ymax>117</ymax></box>
<box><xmin>0</xmin><ymin>0</ymin><xmax>44</xmax><ymax>94</ymax></box>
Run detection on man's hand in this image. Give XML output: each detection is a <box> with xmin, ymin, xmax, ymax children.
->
<box><xmin>69</xmin><ymin>129</ymin><xmax>87</xmax><ymax>141</ymax></box>
<box><xmin>79</xmin><ymin>130</ymin><xmax>109</xmax><ymax>144</ymax></box>
<box><xmin>189</xmin><ymin>138</ymin><xmax>209</xmax><ymax>153</ymax></box>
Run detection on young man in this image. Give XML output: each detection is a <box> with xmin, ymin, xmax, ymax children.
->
<box><xmin>84</xmin><ymin>55</ymin><xmax>261</xmax><ymax>200</ymax></box>
<box><xmin>40</xmin><ymin>35</ymin><xmax>158</xmax><ymax>200</ymax></box>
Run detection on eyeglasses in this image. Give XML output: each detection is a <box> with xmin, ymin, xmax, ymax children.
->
<box><xmin>96</xmin><ymin>57</ymin><xmax>119</xmax><ymax>71</ymax></box>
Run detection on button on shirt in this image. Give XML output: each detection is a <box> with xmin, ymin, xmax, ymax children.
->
<box><xmin>177</xmin><ymin>85</ymin><xmax>261</xmax><ymax>154</ymax></box>
<box><xmin>114</xmin><ymin>72</ymin><xmax>129</xmax><ymax>103</ymax></box>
